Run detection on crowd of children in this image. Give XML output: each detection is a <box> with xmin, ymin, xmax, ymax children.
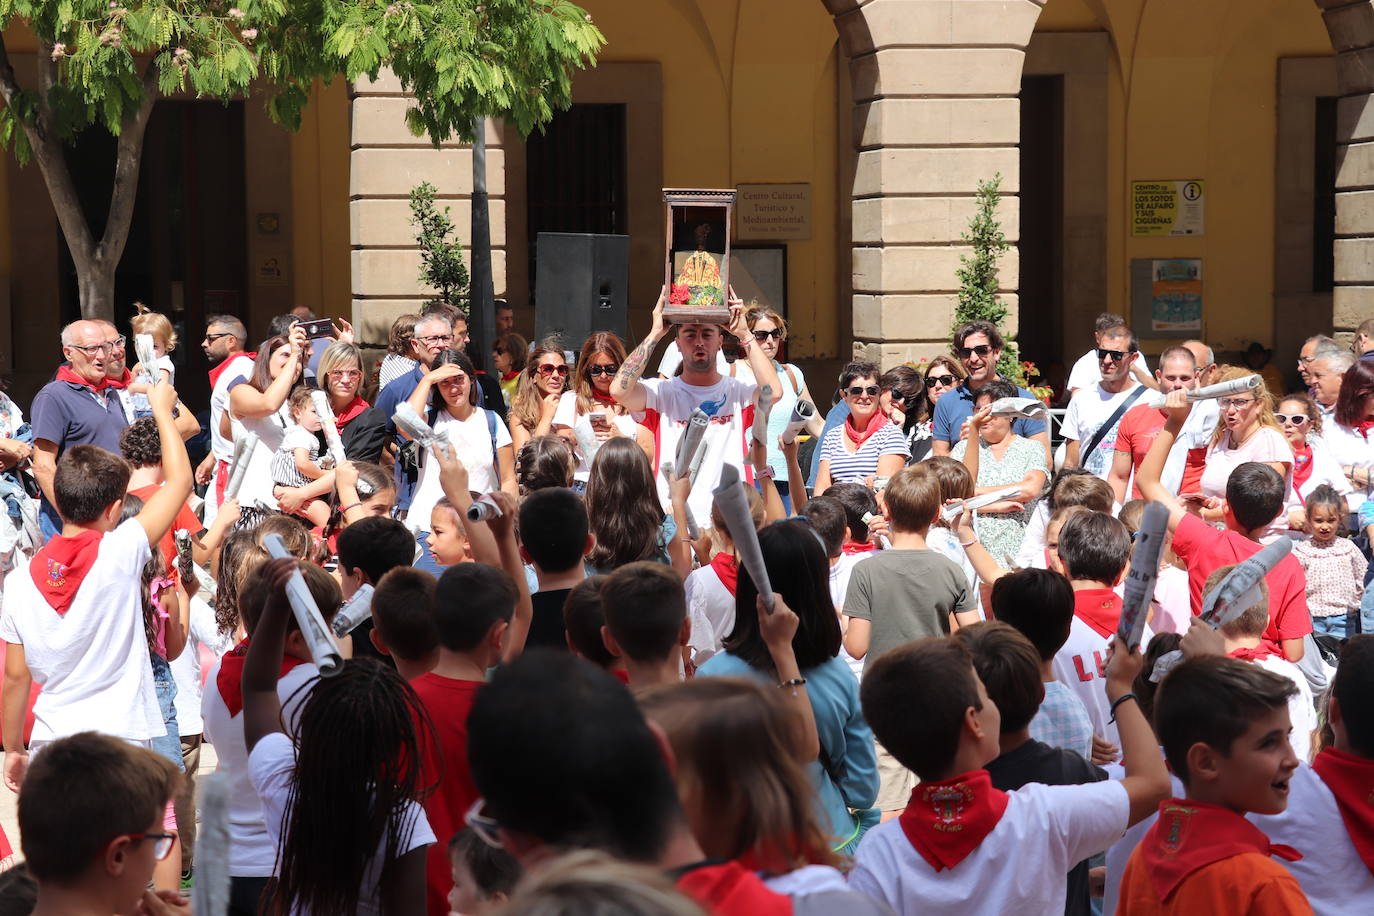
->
<box><xmin>2</xmin><ymin>304</ymin><xmax>1373</xmax><ymax>916</ymax></box>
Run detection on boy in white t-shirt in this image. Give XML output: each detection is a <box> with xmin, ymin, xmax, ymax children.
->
<box><xmin>849</xmin><ymin>633</ymin><xmax>1170</xmax><ymax>915</ymax></box>
<box><xmin>1</xmin><ymin>380</ymin><xmax>190</xmax><ymax>791</ymax></box>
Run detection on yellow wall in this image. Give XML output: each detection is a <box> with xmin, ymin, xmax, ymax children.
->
<box><xmin>291</xmin><ymin>79</ymin><xmax>352</xmax><ymax>319</ymax></box>
<box><xmin>1034</xmin><ymin>0</ymin><xmax>1333</xmax><ymax>353</ymax></box>
<box><xmin>577</xmin><ymin>0</ymin><xmax>843</xmax><ymax>359</ymax></box>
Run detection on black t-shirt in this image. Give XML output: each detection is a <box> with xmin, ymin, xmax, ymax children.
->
<box><xmin>986</xmin><ymin>739</ymin><xmax>1107</xmax><ymax>916</ymax></box>
<box><xmin>527</xmin><ymin>588</ymin><xmax>574</xmax><ymax>650</ymax></box>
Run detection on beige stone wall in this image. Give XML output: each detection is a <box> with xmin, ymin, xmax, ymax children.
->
<box><xmin>348</xmin><ymin>70</ymin><xmax>506</xmax><ymax>347</ymax></box>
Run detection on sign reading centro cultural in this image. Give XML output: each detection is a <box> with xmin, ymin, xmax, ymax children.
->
<box><xmin>1131</xmin><ymin>180</ymin><xmax>1205</xmax><ymax>237</ymax></box>
<box><xmin>736</xmin><ymin>183</ymin><xmax>811</xmax><ymax>240</ymax></box>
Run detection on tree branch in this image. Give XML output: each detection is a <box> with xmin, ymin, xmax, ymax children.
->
<box><xmin>0</xmin><ymin>32</ymin><xmax>22</xmax><ymax>109</ymax></box>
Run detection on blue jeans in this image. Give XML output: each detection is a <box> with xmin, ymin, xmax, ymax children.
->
<box><xmin>1313</xmin><ymin>615</ymin><xmax>1353</xmax><ymax>639</ymax></box>
<box><xmin>38</xmin><ymin>498</ymin><xmax>61</xmax><ymax>542</ymax></box>
<box><xmin>149</xmin><ymin>652</ymin><xmax>185</xmax><ymax>772</ymax></box>
<box><xmin>1359</xmin><ymin>585</ymin><xmax>1374</xmax><ymax>637</ymax></box>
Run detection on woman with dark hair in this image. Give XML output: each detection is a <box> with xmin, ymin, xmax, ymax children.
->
<box><xmin>316</xmin><ymin>340</ymin><xmax>387</xmax><ymax>464</ymax></box>
<box><xmin>553</xmin><ymin>331</ymin><xmax>654</xmax><ymax>480</ymax></box>
<box><xmin>228</xmin><ymin>325</ymin><xmax>310</xmax><ymax>511</ymax></box>
<box><xmin>378</xmin><ymin>313</ymin><xmax>421</xmax><ymax>391</ymax></box>
<box><xmin>814</xmin><ymin>360</ymin><xmax>910</xmax><ymax>495</ymax></box>
<box><xmin>491</xmin><ymin>331</ymin><xmax>528</xmax><ymax>407</ymax></box>
<box><xmin>508</xmin><ymin>339</ymin><xmax>568</xmax><ymax>454</ymax></box>
<box><xmin>584</xmin><ymin>437</ymin><xmax>691</xmax><ymax>577</ymax></box>
<box><xmin>879</xmin><ymin>365</ymin><xmax>932</xmax><ymax>463</ymax></box>
<box><xmin>698</xmin><ymin>520</ymin><xmax>880</xmax><ymax>854</ymax></box>
<box><xmin>1326</xmin><ymin>359</ymin><xmax>1374</xmax><ymax>502</ymax></box>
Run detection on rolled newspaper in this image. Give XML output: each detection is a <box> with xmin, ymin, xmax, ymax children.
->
<box><xmin>331</xmin><ymin>582</ymin><xmax>375</xmax><ymax>638</ymax></box>
<box><xmin>310</xmin><ymin>389</ymin><xmax>348</xmax><ymax>467</ymax></box>
<box><xmin>134</xmin><ymin>333</ymin><xmax>158</xmax><ymax>381</ymax></box>
<box><xmin>751</xmin><ymin>384</ymin><xmax>775</xmax><ymax>446</ymax></box>
<box><xmin>262</xmin><ymin>533</ymin><xmax>343</xmax><ymax>675</ymax></box>
<box><xmin>712</xmin><ymin>464</ymin><xmax>774</xmax><ymax>612</ymax></box>
<box><xmin>988</xmin><ymin>396</ymin><xmax>1048</xmax><ymax>420</ymax></box>
<box><xmin>466</xmin><ymin>494</ymin><xmax>502</xmax><ymax>522</ymax></box>
<box><xmin>191</xmin><ymin>771</ymin><xmax>232</xmax><ymax>916</ymax></box>
<box><xmin>1200</xmin><ymin>537</ymin><xmax>1292</xmax><ymax>629</ymax></box>
<box><xmin>673</xmin><ymin>408</ymin><xmax>711</xmax><ymax>481</ymax></box>
<box><xmin>1118</xmin><ymin>501</ymin><xmax>1169</xmax><ymax>652</ymax></box>
<box><xmin>781</xmin><ymin>399</ymin><xmax>816</xmax><ymax>445</ymax></box>
<box><xmin>1147</xmin><ymin>374</ymin><xmax>1260</xmax><ymax>410</ymax></box>
<box><xmin>393</xmin><ymin>402</ymin><xmax>451</xmax><ymax>459</ymax></box>
<box><xmin>223</xmin><ymin>432</ymin><xmax>259</xmax><ymax>501</ymax></box>
<box><xmin>660</xmin><ymin>461</ymin><xmax>700</xmax><ymax>540</ymax></box>
<box><xmin>940</xmin><ymin>485</ymin><xmax>1025</xmax><ymax>523</ymax></box>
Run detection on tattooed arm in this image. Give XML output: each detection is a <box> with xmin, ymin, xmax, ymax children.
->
<box><xmin>612</xmin><ymin>286</ymin><xmax>669</xmax><ymax>413</ymax></box>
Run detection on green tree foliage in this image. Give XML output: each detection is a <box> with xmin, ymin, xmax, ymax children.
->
<box><xmin>409</xmin><ymin>181</ymin><xmax>468</xmax><ymax>308</ymax></box>
<box><xmin>952</xmin><ymin>174</ymin><xmax>1023</xmax><ymax>384</ymax></box>
<box><xmin>0</xmin><ymin>0</ymin><xmax>604</xmax><ymax>318</ymax></box>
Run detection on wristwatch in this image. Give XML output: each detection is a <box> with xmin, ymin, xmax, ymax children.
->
<box><xmin>755</xmin><ymin>465</ymin><xmax>776</xmax><ymax>480</ymax></box>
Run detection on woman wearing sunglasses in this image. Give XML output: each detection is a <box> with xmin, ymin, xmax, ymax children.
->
<box><xmin>1274</xmin><ymin>392</ymin><xmax>1352</xmax><ymax>533</ymax></box>
<box><xmin>491</xmin><ymin>331</ymin><xmax>528</xmax><ymax>407</ymax></box>
<box><xmin>553</xmin><ymin>331</ymin><xmax>654</xmax><ymax>481</ymax></box>
<box><xmin>508</xmin><ymin>339</ymin><xmax>568</xmax><ymax>454</ymax></box>
<box><xmin>814</xmin><ymin>360</ymin><xmax>911</xmax><ymax>495</ymax></box>
<box><xmin>1195</xmin><ymin>367</ymin><xmax>1294</xmax><ymax>536</ymax></box>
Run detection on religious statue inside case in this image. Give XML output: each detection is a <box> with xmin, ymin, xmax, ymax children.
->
<box><xmin>663</xmin><ymin>189</ymin><xmax>736</xmax><ymax>325</ymax></box>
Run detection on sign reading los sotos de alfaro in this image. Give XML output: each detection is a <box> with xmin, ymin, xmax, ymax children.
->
<box><xmin>1132</xmin><ymin>180</ymin><xmax>1205</xmax><ymax>237</ymax></box>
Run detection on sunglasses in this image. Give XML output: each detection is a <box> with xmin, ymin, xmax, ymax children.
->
<box><xmin>1274</xmin><ymin>413</ymin><xmax>1309</xmax><ymax>425</ymax></box>
<box><xmin>1097</xmin><ymin>348</ymin><xmax>1134</xmax><ymax>362</ymax></box>
<box><xmin>587</xmin><ymin>364</ymin><xmax>619</xmax><ymax>377</ymax></box>
<box><xmin>1218</xmin><ymin>397</ymin><xmax>1255</xmax><ymax>411</ymax></box>
<box><xmin>203</xmin><ymin>332</ymin><xmax>234</xmax><ymax>343</ymax></box>
<box><xmin>536</xmin><ymin>364</ymin><xmax>569</xmax><ymax>377</ymax></box>
<box><xmin>753</xmin><ymin>328</ymin><xmax>783</xmax><ymax>341</ymax></box>
<box><xmin>925</xmin><ymin>373</ymin><xmax>956</xmax><ymax>387</ymax></box>
<box><xmin>492</xmin><ymin>347</ymin><xmax>507</xmax><ymax>355</ymax></box>
<box><xmin>846</xmin><ymin>385</ymin><xmax>880</xmax><ymax>398</ymax></box>
<box><xmin>957</xmin><ymin>345</ymin><xmax>993</xmax><ymax>358</ymax></box>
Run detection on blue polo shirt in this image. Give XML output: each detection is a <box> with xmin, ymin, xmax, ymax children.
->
<box><xmin>30</xmin><ymin>377</ymin><xmax>128</xmax><ymax>455</ymax></box>
<box><xmin>931</xmin><ymin>378</ymin><xmax>1048</xmax><ymax>444</ymax></box>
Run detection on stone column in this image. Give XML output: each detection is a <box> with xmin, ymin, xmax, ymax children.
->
<box><xmin>349</xmin><ymin>70</ymin><xmax>506</xmax><ymax>347</ymax></box>
<box><xmin>829</xmin><ymin>0</ymin><xmax>1044</xmax><ymax>367</ymax></box>
<box><xmin>1323</xmin><ymin>0</ymin><xmax>1374</xmax><ymax>340</ymax></box>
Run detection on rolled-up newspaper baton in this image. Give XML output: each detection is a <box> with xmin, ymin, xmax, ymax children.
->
<box><xmin>393</xmin><ymin>402</ymin><xmax>451</xmax><ymax>458</ymax></box>
<box><xmin>466</xmin><ymin>494</ymin><xmax>503</xmax><ymax>522</ymax></box>
<box><xmin>1200</xmin><ymin>537</ymin><xmax>1292</xmax><ymax>629</ymax></box>
<box><xmin>673</xmin><ymin>409</ymin><xmax>710</xmax><ymax>481</ymax></box>
<box><xmin>1118</xmin><ymin>501</ymin><xmax>1169</xmax><ymax>652</ymax></box>
<box><xmin>940</xmin><ymin>485</ymin><xmax>1024</xmax><ymax>523</ymax></box>
<box><xmin>192</xmin><ymin>771</ymin><xmax>232</xmax><ymax>916</ymax></box>
<box><xmin>781</xmin><ymin>399</ymin><xmax>816</xmax><ymax>445</ymax></box>
<box><xmin>1147</xmin><ymin>374</ymin><xmax>1260</xmax><ymax>410</ymax></box>
<box><xmin>262</xmin><ymin>533</ymin><xmax>343</xmax><ymax>675</ymax></box>
<box><xmin>751</xmin><ymin>384</ymin><xmax>774</xmax><ymax>446</ymax></box>
<box><xmin>135</xmin><ymin>333</ymin><xmax>159</xmax><ymax>383</ymax></box>
<box><xmin>224</xmin><ymin>432</ymin><xmax>259</xmax><ymax>501</ymax></box>
<box><xmin>712</xmin><ymin>465</ymin><xmax>774</xmax><ymax>613</ymax></box>
<box><xmin>331</xmin><ymin>582</ymin><xmax>375</xmax><ymax>638</ymax></box>
<box><xmin>310</xmin><ymin>390</ymin><xmax>348</xmax><ymax>467</ymax></box>
<box><xmin>988</xmin><ymin>396</ymin><xmax>1048</xmax><ymax>420</ymax></box>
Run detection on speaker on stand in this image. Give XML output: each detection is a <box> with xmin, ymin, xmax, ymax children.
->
<box><xmin>534</xmin><ymin>233</ymin><xmax>631</xmax><ymax>359</ymax></box>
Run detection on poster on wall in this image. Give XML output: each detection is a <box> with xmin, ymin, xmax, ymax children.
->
<box><xmin>1149</xmin><ymin>259</ymin><xmax>1202</xmax><ymax>332</ymax></box>
<box><xmin>1132</xmin><ymin>180</ymin><xmax>1204</xmax><ymax>236</ymax></box>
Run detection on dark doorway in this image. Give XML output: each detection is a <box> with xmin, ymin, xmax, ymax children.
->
<box><xmin>59</xmin><ymin>101</ymin><xmax>248</xmax><ymax>409</ymax></box>
<box><xmin>1018</xmin><ymin>75</ymin><xmax>1065</xmax><ymax>380</ymax></box>
<box><xmin>525</xmin><ymin>103</ymin><xmax>628</xmax><ymax>299</ymax></box>
<box><xmin>1314</xmin><ymin>96</ymin><xmax>1337</xmax><ymax>294</ymax></box>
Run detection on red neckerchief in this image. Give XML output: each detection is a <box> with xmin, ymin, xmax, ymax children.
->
<box><xmin>207</xmin><ymin>352</ymin><xmax>255</xmax><ymax>389</ymax></box>
<box><xmin>591</xmin><ymin>388</ymin><xmax>618</xmax><ymax>407</ymax></box>
<box><xmin>29</xmin><ymin>530</ymin><xmax>105</xmax><ymax>615</ymax></box>
<box><xmin>103</xmin><ymin>368</ymin><xmax>134</xmax><ymax>390</ymax></box>
<box><xmin>1073</xmin><ymin>588</ymin><xmax>1122</xmax><ymax>639</ymax></box>
<box><xmin>610</xmin><ymin>668</ymin><xmax>630</xmax><ymax>686</ymax></box>
<box><xmin>841</xmin><ymin>541</ymin><xmax>877</xmax><ymax>556</ymax></box>
<box><xmin>1356</xmin><ymin>419</ymin><xmax>1374</xmax><ymax>441</ymax></box>
<box><xmin>1139</xmin><ymin>798</ymin><xmax>1300</xmax><ymax>902</ymax></box>
<box><xmin>215</xmin><ymin>638</ymin><xmax>309</xmax><ymax>717</ymax></box>
<box><xmin>1292</xmin><ymin>443</ymin><xmax>1314</xmax><ymax>494</ymax></box>
<box><xmin>736</xmin><ymin>837</ymin><xmax>815</xmax><ymax>875</ymax></box>
<box><xmin>55</xmin><ymin>365</ymin><xmax>108</xmax><ymax>392</ymax></box>
<box><xmin>332</xmin><ymin>395</ymin><xmax>369</xmax><ymax>428</ymax></box>
<box><xmin>843</xmin><ymin>410</ymin><xmax>888</xmax><ymax>449</ymax></box>
<box><xmin>710</xmin><ymin>552</ymin><xmax>739</xmax><ymax>596</ymax></box>
<box><xmin>1312</xmin><ymin>748</ymin><xmax>1374</xmax><ymax>874</ymax></box>
<box><xmin>501</xmin><ymin>370</ymin><xmax>520</xmax><ymax>382</ymax></box>
<box><xmin>675</xmin><ymin>861</ymin><xmax>792</xmax><ymax>916</ymax></box>
<box><xmin>1228</xmin><ymin>645</ymin><xmax>1277</xmax><ymax>661</ymax></box>
<box><xmin>898</xmin><ymin>769</ymin><xmax>1010</xmax><ymax>872</ymax></box>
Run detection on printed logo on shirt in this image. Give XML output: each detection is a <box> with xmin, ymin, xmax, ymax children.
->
<box><xmin>928</xmin><ymin>782</ymin><xmax>974</xmax><ymax>832</ymax></box>
<box><xmin>1160</xmin><ymin>803</ymin><xmax>1194</xmax><ymax>856</ymax></box>
<box><xmin>699</xmin><ymin>395</ymin><xmax>726</xmax><ymax>417</ymax></box>
<box><xmin>1072</xmin><ymin>651</ymin><xmax>1107</xmax><ymax>682</ymax></box>
<box><xmin>44</xmin><ymin>558</ymin><xmax>68</xmax><ymax>588</ymax></box>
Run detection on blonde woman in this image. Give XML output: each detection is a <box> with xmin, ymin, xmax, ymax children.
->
<box><xmin>1196</xmin><ymin>367</ymin><xmax>1294</xmax><ymax>535</ymax></box>
<box><xmin>509</xmin><ymin>339</ymin><xmax>567</xmax><ymax>454</ymax></box>
<box><xmin>553</xmin><ymin>331</ymin><xmax>653</xmax><ymax>480</ymax></box>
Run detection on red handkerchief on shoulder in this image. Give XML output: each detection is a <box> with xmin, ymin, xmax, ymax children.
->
<box><xmin>29</xmin><ymin>530</ymin><xmax>104</xmax><ymax>615</ymax></box>
<box><xmin>898</xmin><ymin>769</ymin><xmax>1010</xmax><ymax>872</ymax></box>
<box><xmin>1140</xmin><ymin>798</ymin><xmax>1301</xmax><ymax>901</ymax></box>
<box><xmin>1313</xmin><ymin>748</ymin><xmax>1374</xmax><ymax>875</ymax></box>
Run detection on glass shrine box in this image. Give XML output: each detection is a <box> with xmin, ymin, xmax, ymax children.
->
<box><xmin>663</xmin><ymin>188</ymin><xmax>736</xmax><ymax>325</ymax></box>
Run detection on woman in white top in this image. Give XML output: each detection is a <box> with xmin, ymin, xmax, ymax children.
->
<box><xmin>508</xmin><ymin>339</ymin><xmax>568</xmax><ymax>455</ymax></box>
<box><xmin>1196</xmin><ymin>369</ymin><xmax>1294</xmax><ymax>534</ymax></box>
<box><xmin>1276</xmin><ymin>392</ymin><xmax>1354</xmax><ymax>532</ymax></box>
<box><xmin>1323</xmin><ymin>359</ymin><xmax>1374</xmax><ymax>509</ymax></box>
<box><xmin>554</xmin><ymin>331</ymin><xmax>653</xmax><ymax>480</ymax></box>
<box><xmin>228</xmin><ymin>325</ymin><xmax>310</xmax><ymax>511</ymax></box>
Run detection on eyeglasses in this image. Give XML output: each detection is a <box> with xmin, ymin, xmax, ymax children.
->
<box><xmin>416</xmin><ymin>334</ymin><xmax>453</xmax><ymax>346</ymax></box>
<box><xmin>327</xmin><ymin>368</ymin><xmax>362</xmax><ymax>380</ymax></box>
<box><xmin>752</xmin><ymin>328</ymin><xmax>783</xmax><ymax>341</ymax></box>
<box><xmin>121</xmin><ymin>832</ymin><xmax>177</xmax><ymax>860</ymax></box>
<box><xmin>1097</xmin><ymin>348</ymin><xmax>1134</xmax><ymax>362</ymax></box>
<box><xmin>465</xmin><ymin>798</ymin><xmax>503</xmax><ymax>849</ymax></box>
<box><xmin>1274</xmin><ymin>413</ymin><xmax>1309</xmax><ymax>425</ymax></box>
<box><xmin>1218</xmin><ymin>398</ymin><xmax>1256</xmax><ymax>411</ymax></box>
<box><xmin>956</xmin><ymin>345</ymin><xmax>993</xmax><ymax>358</ymax></box>
<box><xmin>537</xmin><ymin>363</ymin><xmax>569</xmax><ymax>377</ymax></box>
<box><xmin>846</xmin><ymin>385</ymin><xmax>880</xmax><ymax>398</ymax></box>
<box><xmin>203</xmin><ymin>332</ymin><xmax>233</xmax><ymax>343</ymax></box>
<box><xmin>925</xmin><ymin>373</ymin><xmax>956</xmax><ymax>387</ymax></box>
<box><xmin>68</xmin><ymin>341</ymin><xmax>120</xmax><ymax>357</ymax></box>
<box><xmin>587</xmin><ymin>364</ymin><xmax>619</xmax><ymax>377</ymax></box>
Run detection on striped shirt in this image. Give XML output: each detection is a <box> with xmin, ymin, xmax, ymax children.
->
<box><xmin>819</xmin><ymin>421</ymin><xmax>911</xmax><ymax>484</ymax></box>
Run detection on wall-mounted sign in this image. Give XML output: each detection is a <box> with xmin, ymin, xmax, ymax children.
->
<box><xmin>736</xmin><ymin>183</ymin><xmax>811</xmax><ymax>240</ymax></box>
<box><xmin>1131</xmin><ymin>180</ymin><xmax>1204</xmax><ymax>237</ymax></box>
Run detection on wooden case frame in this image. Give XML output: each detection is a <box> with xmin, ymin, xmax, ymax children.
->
<box><xmin>662</xmin><ymin>188</ymin><xmax>736</xmax><ymax>325</ymax></box>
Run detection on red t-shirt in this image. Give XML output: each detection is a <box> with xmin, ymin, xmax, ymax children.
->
<box><xmin>130</xmin><ymin>484</ymin><xmax>205</xmax><ymax>587</ymax></box>
<box><xmin>1170</xmin><ymin>514</ymin><xmax>1313</xmax><ymax>657</ymax></box>
<box><xmin>412</xmin><ymin>674</ymin><xmax>483</xmax><ymax>916</ymax></box>
<box><xmin>1114</xmin><ymin>405</ymin><xmax>1169</xmax><ymax>500</ymax></box>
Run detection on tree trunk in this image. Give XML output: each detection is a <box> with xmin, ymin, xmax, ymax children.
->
<box><xmin>469</xmin><ymin>116</ymin><xmax>496</xmax><ymax>364</ymax></box>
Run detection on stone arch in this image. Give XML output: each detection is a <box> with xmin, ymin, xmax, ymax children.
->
<box><xmin>823</xmin><ymin>0</ymin><xmax>1049</xmax><ymax>366</ymax></box>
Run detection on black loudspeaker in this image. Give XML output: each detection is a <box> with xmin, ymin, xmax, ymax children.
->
<box><xmin>534</xmin><ymin>232</ymin><xmax>630</xmax><ymax>348</ymax></box>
